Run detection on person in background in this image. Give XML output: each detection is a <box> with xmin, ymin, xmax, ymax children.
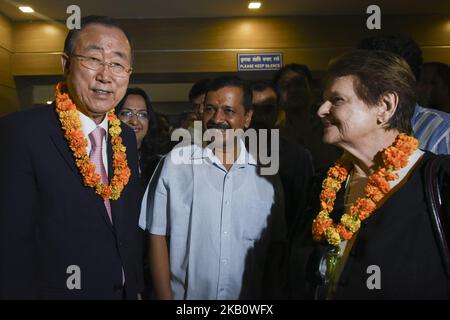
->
<box><xmin>154</xmin><ymin>113</ymin><xmax>176</xmax><ymax>156</ymax></box>
<box><xmin>273</xmin><ymin>63</ymin><xmax>314</xmax><ymax>146</ymax></box>
<box><xmin>185</xmin><ymin>79</ymin><xmax>212</xmax><ymax>143</ymax></box>
<box><xmin>251</xmin><ymin>80</ymin><xmax>314</xmax><ymax>234</ymax></box>
<box><xmin>417</xmin><ymin>62</ymin><xmax>450</xmax><ymax>114</ymax></box>
<box><xmin>117</xmin><ymin>87</ymin><xmax>159</xmax><ymax>187</ymax></box>
<box><xmin>273</xmin><ymin>63</ymin><xmax>342</xmax><ymax>170</ymax></box>
<box><xmin>179</xmin><ymin>111</ymin><xmax>197</xmax><ymax>130</ymax></box>
<box><xmin>189</xmin><ymin>78</ymin><xmax>211</xmax><ymax>119</ymax></box>
<box><xmin>357</xmin><ymin>34</ymin><xmax>450</xmax><ymax>155</ymax></box>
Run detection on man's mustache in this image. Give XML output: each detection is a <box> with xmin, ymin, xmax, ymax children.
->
<box><xmin>206</xmin><ymin>122</ymin><xmax>231</xmax><ymax>130</ymax></box>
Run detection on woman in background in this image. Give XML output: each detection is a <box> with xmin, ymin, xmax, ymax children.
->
<box><xmin>117</xmin><ymin>87</ymin><xmax>160</xmax><ymax>300</ymax></box>
<box><xmin>117</xmin><ymin>87</ymin><xmax>160</xmax><ymax>186</ymax></box>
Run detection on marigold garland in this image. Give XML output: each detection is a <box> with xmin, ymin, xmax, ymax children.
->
<box><xmin>55</xmin><ymin>82</ymin><xmax>131</xmax><ymax>200</ymax></box>
<box><xmin>312</xmin><ymin>133</ymin><xmax>419</xmax><ymax>247</ymax></box>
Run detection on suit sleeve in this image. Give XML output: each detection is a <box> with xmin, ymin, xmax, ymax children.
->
<box><xmin>0</xmin><ymin>114</ymin><xmax>39</xmax><ymax>299</ymax></box>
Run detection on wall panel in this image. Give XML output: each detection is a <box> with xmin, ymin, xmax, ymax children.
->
<box><xmin>0</xmin><ymin>14</ymin><xmax>18</xmax><ymax>114</ymax></box>
<box><xmin>13</xmin><ymin>21</ymin><xmax>67</xmax><ymax>53</ymax></box>
<box><xmin>0</xmin><ymin>85</ymin><xmax>19</xmax><ymax>115</ymax></box>
<box><xmin>11</xmin><ymin>15</ymin><xmax>450</xmax><ymax>76</ymax></box>
<box><xmin>0</xmin><ymin>13</ymin><xmax>12</xmax><ymax>51</ymax></box>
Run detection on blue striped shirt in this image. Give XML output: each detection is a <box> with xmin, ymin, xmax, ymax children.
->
<box><xmin>411</xmin><ymin>104</ymin><xmax>450</xmax><ymax>155</ymax></box>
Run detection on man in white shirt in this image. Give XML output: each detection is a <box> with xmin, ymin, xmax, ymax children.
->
<box><xmin>140</xmin><ymin>76</ymin><xmax>287</xmax><ymax>299</ymax></box>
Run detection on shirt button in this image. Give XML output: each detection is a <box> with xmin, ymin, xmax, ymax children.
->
<box><xmin>222</xmin><ymin>259</ymin><xmax>227</xmax><ymax>264</ymax></box>
<box><xmin>226</xmin><ymin>175</ymin><xmax>231</xmax><ymax>179</ymax></box>
<box><xmin>225</xmin><ymin>200</ymin><xmax>229</xmax><ymax>205</ymax></box>
<box><xmin>223</xmin><ymin>231</ymin><xmax>228</xmax><ymax>235</ymax></box>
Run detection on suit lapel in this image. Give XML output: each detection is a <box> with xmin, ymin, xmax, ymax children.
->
<box><xmin>49</xmin><ymin>104</ymin><xmax>115</xmax><ymax>234</ymax></box>
<box><xmin>49</xmin><ymin>105</ymin><xmax>79</xmax><ymax>177</ymax></box>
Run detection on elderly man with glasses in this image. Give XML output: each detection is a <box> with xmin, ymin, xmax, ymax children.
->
<box><xmin>0</xmin><ymin>15</ymin><xmax>143</xmax><ymax>300</ymax></box>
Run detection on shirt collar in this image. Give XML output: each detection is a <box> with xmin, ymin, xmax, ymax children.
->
<box><xmin>78</xmin><ymin>111</ymin><xmax>109</xmax><ymax>138</ymax></box>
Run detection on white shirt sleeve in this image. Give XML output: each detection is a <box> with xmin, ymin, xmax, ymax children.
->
<box><xmin>138</xmin><ymin>156</ymin><xmax>169</xmax><ymax>236</ymax></box>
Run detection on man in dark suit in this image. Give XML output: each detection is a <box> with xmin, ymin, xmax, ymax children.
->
<box><xmin>0</xmin><ymin>16</ymin><xmax>143</xmax><ymax>299</ymax></box>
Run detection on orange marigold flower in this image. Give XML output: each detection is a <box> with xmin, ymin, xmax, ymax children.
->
<box><xmin>322</xmin><ymin>177</ymin><xmax>341</xmax><ymax>191</ymax></box>
<box><xmin>338</xmin><ymin>168</ymin><xmax>348</xmax><ymax>180</ymax></box>
<box><xmin>108</xmin><ymin>112</ymin><xmax>117</xmax><ymax>121</ymax></box>
<box><xmin>336</xmin><ymin>225</ymin><xmax>353</xmax><ymax>240</ymax></box>
<box><xmin>111</xmin><ymin>136</ymin><xmax>123</xmax><ymax>145</ymax></box>
<box><xmin>320</xmin><ymin>201</ymin><xmax>334</xmax><ymax>212</ymax></box>
<box><xmin>312</xmin><ymin>217</ymin><xmax>333</xmax><ymax>240</ymax></box>
<box><xmin>320</xmin><ymin>189</ymin><xmax>336</xmax><ymax>203</ymax></box>
<box><xmin>113</xmin><ymin>152</ymin><xmax>127</xmax><ymax>163</ymax></box>
<box><xmin>350</xmin><ymin>206</ymin><xmax>360</xmax><ymax>217</ymax></box>
<box><xmin>394</xmin><ymin>133</ymin><xmax>418</xmax><ymax>155</ymax></box>
<box><xmin>84</xmin><ymin>171</ymin><xmax>100</xmax><ymax>186</ymax></box>
<box><xmin>329</xmin><ymin>163</ymin><xmax>349</xmax><ymax>182</ymax></box>
<box><xmin>377</xmin><ymin>168</ymin><xmax>399</xmax><ymax>181</ymax></box>
<box><xmin>355</xmin><ymin>198</ymin><xmax>376</xmax><ymax>213</ymax></box>
<box><xmin>65</xmin><ymin>129</ymin><xmax>83</xmax><ymax>140</ymax></box>
<box><xmin>383</xmin><ymin>147</ymin><xmax>408</xmax><ymax>170</ymax></box>
<box><xmin>112</xmin><ymin>144</ymin><xmax>126</xmax><ymax>153</ymax></box>
<box><xmin>358</xmin><ymin>210</ymin><xmax>371</xmax><ymax>221</ymax></box>
<box><xmin>59</xmin><ymin>111</ymin><xmax>80</xmax><ymax>129</ymax></box>
<box><xmin>368</xmin><ymin>174</ymin><xmax>390</xmax><ymax>194</ymax></box>
<box><xmin>328</xmin><ymin>167</ymin><xmax>342</xmax><ymax>180</ymax></box>
<box><xmin>364</xmin><ymin>184</ymin><xmax>384</xmax><ymax>202</ymax></box>
<box><xmin>351</xmin><ymin>198</ymin><xmax>376</xmax><ymax>220</ymax></box>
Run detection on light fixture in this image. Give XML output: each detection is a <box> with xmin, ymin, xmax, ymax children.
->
<box><xmin>19</xmin><ymin>6</ymin><xmax>34</xmax><ymax>13</ymax></box>
<box><xmin>248</xmin><ymin>2</ymin><xmax>261</xmax><ymax>10</ymax></box>
<box><xmin>46</xmin><ymin>100</ymin><xmax>52</xmax><ymax>105</ymax></box>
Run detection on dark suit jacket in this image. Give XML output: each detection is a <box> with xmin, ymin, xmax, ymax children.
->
<box><xmin>289</xmin><ymin>152</ymin><xmax>450</xmax><ymax>299</ymax></box>
<box><xmin>0</xmin><ymin>105</ymin><xmax>144</xmax><ymax>299</ymax></box>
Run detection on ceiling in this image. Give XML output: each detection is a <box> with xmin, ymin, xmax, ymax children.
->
<box><xmin>1</xmin><ymin>0</ymin><xmax>449</xmax><ymax>21</ymax></box>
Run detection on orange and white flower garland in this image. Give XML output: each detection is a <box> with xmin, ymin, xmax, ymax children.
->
<box><xmin>55</xmin><ymin>82</ymin><xmax>131</xmax><ymax>200</ymax></box>
<box><xmin>312</xmin><ymin>133</ymin><xmax>419</xmax><ymax>247</ymax></box>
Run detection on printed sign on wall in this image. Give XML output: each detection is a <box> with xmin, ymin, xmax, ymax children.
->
<box><xmin>237</xmin><ymin>53</ymin><xmax>283</xmax><ymax>71</ymax></box>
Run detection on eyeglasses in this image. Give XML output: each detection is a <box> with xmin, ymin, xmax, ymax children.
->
<box><xmin>70</xmin><ymin>54</ymin><xmax>133</xmax><ymax>77</ymax></box>
<box><xmin>118</xmin><ymin>110</ymin><xmax>148</xmax><ymax>121</ymax></box>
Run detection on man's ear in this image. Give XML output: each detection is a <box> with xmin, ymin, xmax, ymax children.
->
<box><xmin>377</xmin><ymin>92</ymin><xmax>399</xmax><ymax>125</ymax></box>
<box><xmin>244</xmin><ymin>109</ymin><xmax>254</xmax><ymax>129</ymax></box>
<box><xmin>61</xmin><ymin>54</ymin><xmax>70</xmax><ymax>76</ymax></box>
